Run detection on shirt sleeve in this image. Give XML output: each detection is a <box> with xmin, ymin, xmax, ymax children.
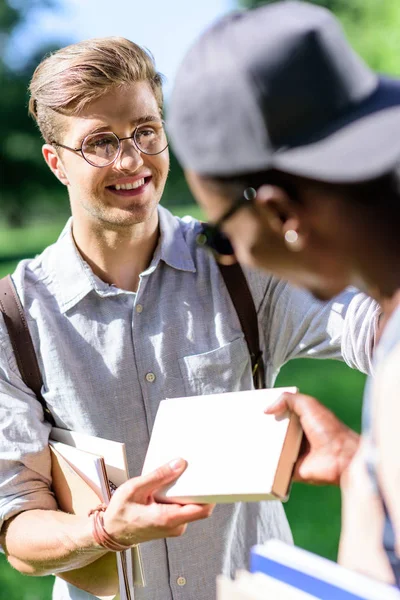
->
<box><xmin>0</xmin><ymin>314</ymin><xmax>57</xmax><ymax>533</ymax></box>
<box><xmin>254</xmin><ymin>275</ymin><xmax>380</xmax><ymax>375</ymax></box>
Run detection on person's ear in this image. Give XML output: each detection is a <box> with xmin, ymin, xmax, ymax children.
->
<box><xmin>255</xmin><ymin>184</ymin><xmax>306</xmax><ymax>252</ymax></box>
<box><xmin>42</xmin><ymin>144</ymin><xmax>70</xmax><ymax>186</ymax></box>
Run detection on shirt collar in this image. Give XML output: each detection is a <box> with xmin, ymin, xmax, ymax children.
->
<box><xmin>156</xmin><ymin>205</ymin><xmax>196</xmax><ymax>273</ymax></box>
<box><xmin>46</xmin><ymin>207</ymin><xmax>196</xmax><ymax>314</ymax></box>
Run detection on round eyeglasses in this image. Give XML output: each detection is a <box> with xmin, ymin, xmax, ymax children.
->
<box><xmin>51</xmin><ymin>121</ymin><xmax>168</xmax><ymax>168</ymax></box>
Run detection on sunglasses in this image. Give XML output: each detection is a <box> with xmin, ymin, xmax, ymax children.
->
<box><xmin>196</xmin><ymin>187</ymin><xmax>257</xmax><ymax>255</ymax></box>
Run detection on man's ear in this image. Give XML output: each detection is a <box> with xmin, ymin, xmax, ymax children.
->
<box><xmin>42</xmin><ymin>144</ymin><xmax>69</xmax><ymax>186</ymax></box>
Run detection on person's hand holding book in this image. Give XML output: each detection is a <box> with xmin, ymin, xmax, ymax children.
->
<box><xmin>102</xmin><ymin>457</ymin><xmax>215</xmax><ymax>546</ymax></box>
<box><xmin>265</xmin><ymin>392</ymin><xmax>360</xmax><ymax>486</ymax></box>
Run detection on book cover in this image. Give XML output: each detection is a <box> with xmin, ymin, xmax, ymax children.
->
<box><xmin>250</xmin><ymin>540</ymin><xmax>400</xmax><ymax>599</ymax></box>
<box><xmin>141</xmin><ymin>387</ymin><xmax>301</xmax><ymax>503</ymax></box>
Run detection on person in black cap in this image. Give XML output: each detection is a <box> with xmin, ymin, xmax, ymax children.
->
<box><xmin>168</xmin><ymin>0</ymin><xmax>400</xmax><ymax>586</ymax></box>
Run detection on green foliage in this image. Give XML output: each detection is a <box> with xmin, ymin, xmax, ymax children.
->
<box><xmin>0</xmin><ymin>0</ymin><xmax>65</xmax><ymax>226</ymax></box>
<box><xmin>239</xmin><ymin>0</ymin><xmax>400</xmax><ymax>75</ymax></box>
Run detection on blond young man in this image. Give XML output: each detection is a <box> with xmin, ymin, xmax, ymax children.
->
<box><xmin>0</xmin><ymin>37</ymin><xmax>379</xmax><ymax>600</ymax></box>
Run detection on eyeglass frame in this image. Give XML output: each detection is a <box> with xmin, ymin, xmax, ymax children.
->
<box><xmin>196</xmin><ymin>187</ymin><xmax>257</xmax><ymax>256</ymax></box>
<box><xmin>50</xmin><ymin>120</ymin><xmax>168</xmax><ymax>168</ymax></box>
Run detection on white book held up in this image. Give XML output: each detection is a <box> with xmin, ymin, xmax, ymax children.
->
<box><xmin>142</xmin><ymin>387</ymin><xmax>301</xmax><ymax>504</ymax></box>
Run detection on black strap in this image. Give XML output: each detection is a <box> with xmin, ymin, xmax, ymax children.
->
<box><xmin>217</xmin><ymin>261</ymin><xmax>265</xmax><ymax>389</ymax></box>
<box><xmin>0</xmin><ymin>275</ymin><xmax>56</xmax><ymax>426</ymax></box>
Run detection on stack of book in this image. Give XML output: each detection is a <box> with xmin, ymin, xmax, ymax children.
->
<box><xmin>217</xmin><ymin>540</ymin><xmax>400</xmax><ymax>599</ymax></box>
<box><xmin>49</xmin><ymin>427</ymin><xmax>145</xmax><ymax>600</ymax></box>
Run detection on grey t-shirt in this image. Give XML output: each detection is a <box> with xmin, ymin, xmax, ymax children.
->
<box><xmin>0</xmin><ymin>207</ymin><xmax>379</xmax><ymax>600</ymax></box>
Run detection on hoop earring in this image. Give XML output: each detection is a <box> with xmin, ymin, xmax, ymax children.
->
<box><xmin>284</xmin><ymin>229</ymin><xmax>303</xmax><ymax>252</ymax></box>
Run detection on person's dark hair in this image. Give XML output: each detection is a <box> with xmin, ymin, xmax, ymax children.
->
<box><xmin>205</xmin><ymin>165</ymin><xmax>400</xmax><ymax>211</ymax></box>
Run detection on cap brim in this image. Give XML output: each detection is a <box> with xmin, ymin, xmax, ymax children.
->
<box><xmin>272</xmin><ymin>76</ymin><xmax>400</xmax><ymax>183</ymax></box>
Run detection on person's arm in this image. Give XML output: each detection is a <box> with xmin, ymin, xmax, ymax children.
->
<box><xmin>338</xmin><ymin>439</ymin><xmax>393</xmax><ymax>582</ymax></box>
<box><xmin>337</xmin><ymin>342</ymin><xmax>400</xmax><ymax>583</ymax></box>
<box><xmin>374</xmin><ymin>341</ymin><xmax>400</xmax><ymax>555</ymax></box>
<box><xmin>254</xmin><ymin>274</ymin><xmax>380</xmax><ymax>375</ymax></box>
<box><xmin>1</xmin><ymin>459</ymin><xmax>213</xmax><ymax>577</ymax></box>
<box><xmin>266</xmin><ymin>391</ymin><xmax>359</xmax><ymax>485</ymax></box>
<box><xmin>0</xmin><ymin>332</ymin><xmax>212</xmax><ymax>593</ymax></box>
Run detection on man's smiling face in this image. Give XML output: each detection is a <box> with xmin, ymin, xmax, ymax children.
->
<box><xmin>50</xmin><ymin>81</ymin><xmax>169</xmax><ymax>229</ymax></box>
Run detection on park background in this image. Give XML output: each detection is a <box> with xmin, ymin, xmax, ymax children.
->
<box><xmin>0</xmin><ymin>0</ymin><xmax>399</xmax><ymax>598</ymax></box>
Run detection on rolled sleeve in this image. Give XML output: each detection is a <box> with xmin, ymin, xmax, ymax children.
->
<box><xmin>0</xmin><ymin>324</ymin><xmax>57</xmax><ymax>532</ymax></box>
<box><xmin>256</xmin><ymin>277</ymin><xmax>379</xmax><ymax>375</ymax></box>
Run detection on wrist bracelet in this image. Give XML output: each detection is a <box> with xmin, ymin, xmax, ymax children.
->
<box><xmin>89</xmin><ymin>504</ymin><xmax>133</xmax><ymax>552</ymax></box>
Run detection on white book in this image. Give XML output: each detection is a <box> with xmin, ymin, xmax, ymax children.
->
<box><xmin>141</xmin><ymin>387</ymin><xmax>301</xmax><ymax>504</ymax></box>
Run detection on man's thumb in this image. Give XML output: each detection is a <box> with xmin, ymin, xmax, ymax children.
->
<box><xmin>139</xmin><ymin>458</ymin><xmax>187</xmax><ymax>494</ymax></box>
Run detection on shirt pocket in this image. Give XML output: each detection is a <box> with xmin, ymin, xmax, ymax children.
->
<box><xmin>178</xmin><ymin>336</ymin><xmax>253</xmax><ymax>397</ymax></box>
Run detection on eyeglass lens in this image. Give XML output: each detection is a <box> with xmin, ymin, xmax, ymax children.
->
<box><xmin>82</xmin><ymin>123</ymin><xmax>168</xmax><ymax>166</ymax></box>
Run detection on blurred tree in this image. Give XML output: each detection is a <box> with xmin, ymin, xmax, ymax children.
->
<box><xmin>0</xmin><ymin>0</ymin><xmax>69</xmax><ymax>227</ymax></box>
<box><xmin>239</xmin><ymin>0</ymin><xmax>400</xmax><ymax>75</ymax></box>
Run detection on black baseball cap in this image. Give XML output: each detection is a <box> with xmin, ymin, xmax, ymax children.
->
<box><xmin>167</xmin><ymin>0</ymin><xmax>400</xmax><ymax>183</ymax></box>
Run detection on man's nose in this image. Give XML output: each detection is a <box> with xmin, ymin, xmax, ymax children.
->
<box><xmin>116</xmin><ymin>138</ymin><xmax>144</xmax><ymax>170</ymax></box>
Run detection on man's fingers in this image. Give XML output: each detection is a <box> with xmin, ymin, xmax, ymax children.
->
<box><xmin>132</xmin><ymin>458</ymin><xmax>187</xmax><ymax>497</ymax></box>
<box><xmin>160</xmin><ymin>502</ymin><xmax>215</xmax><ymax>530</ymax></box>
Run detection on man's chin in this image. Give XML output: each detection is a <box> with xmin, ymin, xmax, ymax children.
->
<box><xmin>96</xmin><ymin>201</ymin><xmax>159</xmax><ymax>228</ymax></box>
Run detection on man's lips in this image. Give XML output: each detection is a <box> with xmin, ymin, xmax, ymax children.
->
<box><xmin>106</xmin><ymin>176</ymin><xmax>152</xmax><ymax>196</ymax></box>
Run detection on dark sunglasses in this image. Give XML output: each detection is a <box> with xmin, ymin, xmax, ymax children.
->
<box><xmin>196</xmin><ymin>187</ymin><xmax>257</xmax><ymax>255</ymax></box>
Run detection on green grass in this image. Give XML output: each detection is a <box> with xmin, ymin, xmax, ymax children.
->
<box><xmin>0</xmin><ymin>208</ymin><xmax>367</xmax><ymax>598</ymax></box>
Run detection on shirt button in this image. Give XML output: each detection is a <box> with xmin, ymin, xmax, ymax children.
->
<box><xmin>145</xmin><ymin>372</ymin><xmax>156</xmax><ymax>383</ymax></box>
<box><xmin>136</xmin><ymin>304</ymin><xmax>143</xmax><ymax>313</ymax></box>
<box><xmin>176</xmin><ymin>576</ymin><xmax>186</xmax><ymax>586</ymax></box>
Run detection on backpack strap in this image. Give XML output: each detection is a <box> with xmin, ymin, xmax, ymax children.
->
<box><xmin>216</xmin><ymin>261</ymin><xmax>266</xmax><ymax>389</ymax></box>
<box><xmin>0</xmin><ymin>275</ymin><xmax>56</xmax><ymax>426</ymax></box>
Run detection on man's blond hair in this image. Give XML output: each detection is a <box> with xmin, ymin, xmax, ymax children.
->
<box><xmin>28</xmin><ymin>37</ymin><xmax>164</xmax><ymax>143</ymax></box>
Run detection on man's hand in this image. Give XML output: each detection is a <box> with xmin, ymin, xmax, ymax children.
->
<box><xmin>103</xmin><ymin>458</ymin><xmax>214</xmax><ymax>546</ymax></box>
<box><xmin>266</xmin><ymin>392</ymin><xmax>360</xmax><ymax>486</ymax></box>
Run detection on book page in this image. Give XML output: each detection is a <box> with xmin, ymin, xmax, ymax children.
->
<box><xmin>49</xmin><ymin>440</ymin><xmax>109</xmax><ymax>501</ymax></box>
